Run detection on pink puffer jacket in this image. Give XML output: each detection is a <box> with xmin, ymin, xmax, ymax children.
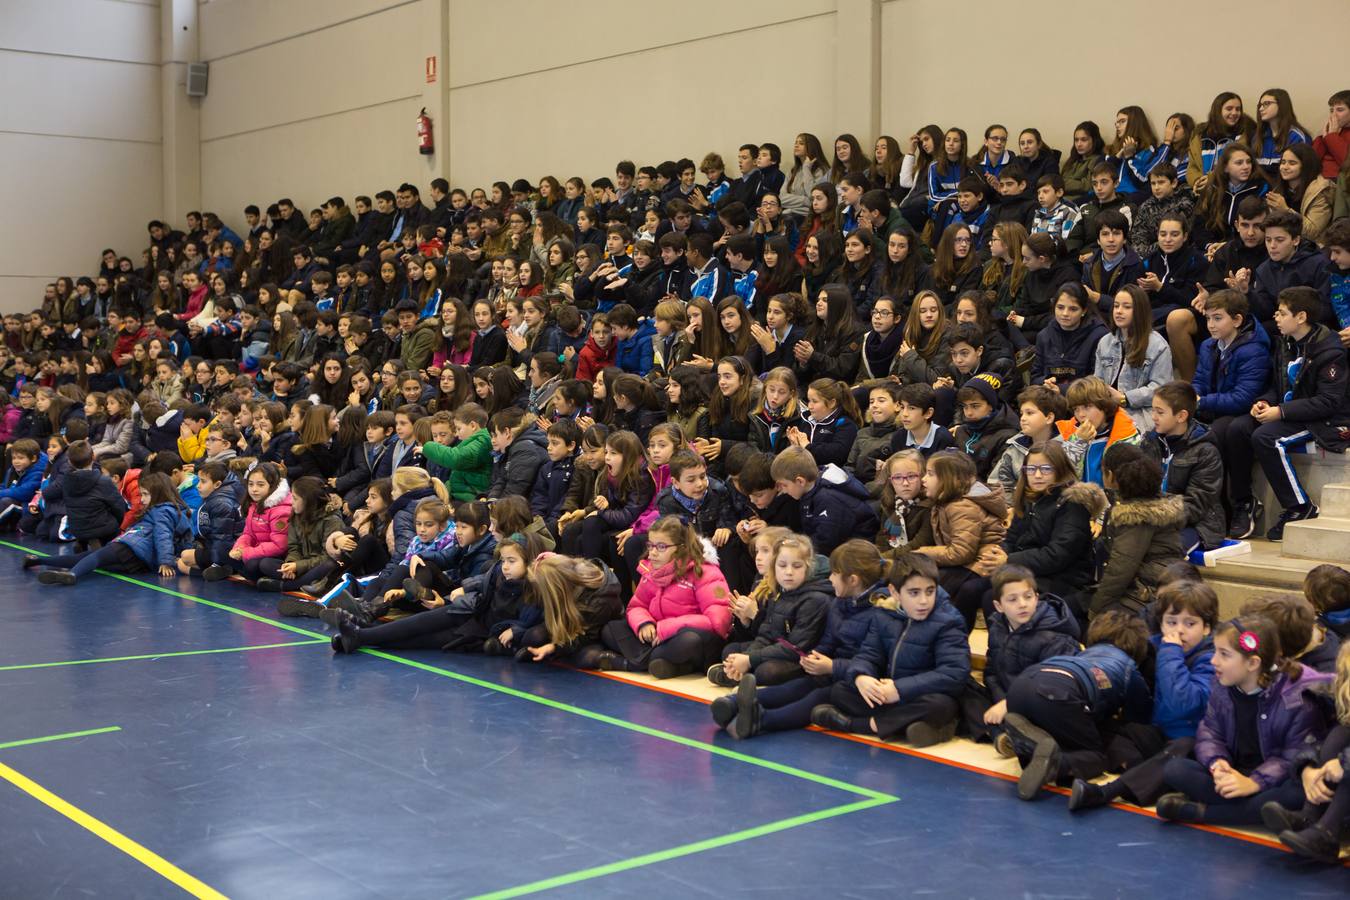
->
<box><xmin>232</xmin><ymin>480</ymin><xmax>292</xmax><ymax>560</ymax></box>
<box><xmin>626</xmin><ymin>557</ymin><xmax>732</xmax><ymax>642</ymax></box>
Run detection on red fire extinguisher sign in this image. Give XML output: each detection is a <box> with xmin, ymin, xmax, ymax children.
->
<box><xmin>425</xmin><ymin>56</ymin><xmax>437</xmax><ymax>83</ymax></box>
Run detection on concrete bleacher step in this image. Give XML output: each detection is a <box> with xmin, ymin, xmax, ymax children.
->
<box><xmin>1283</xmin><ymin>514</ymin><xmax>1350</xmax><ymax>561</ymax></box>
<box><xmin>1202</xmin><ymin>538</ymin><xmax>1318</xmax><ymax>617</ymax></box>
<box><xmin>1315</xmin><ymin>483</ymin><xmax>1350</xmax><ymax>517</ymax></box>
<box><xmin>1253</xmin><ymin>450</ymin><xmax>1349</xmax><ymax>517</ymax></box>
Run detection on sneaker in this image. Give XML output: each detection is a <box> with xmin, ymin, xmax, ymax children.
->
<box><xmin>277</xmin><ymin>596</ymin><xmax>324</xmax><ymax>618</ymax></box>
<box><xmin>1266</xmin><ymin>503</ymin><xmax>1318</xmax><ymax>542</ymax></box>
<box><xmin>1154</xmin><ymin>792</ymin><xmax>1205</xmax><ymax>823</ymax></box>
<box><xmin>202</xmin><ymin>564</ymin><xmax>231</xmax><ymax>582</ymax></box>
<box><xmin>1003</xmin><ymin>713</ymin><xmax>1061</xmax><ymax>800</ymax></box>
<box><xmin>706</xmin><ymin>663</ymin><xmax>736</xmax><ymax>687</ymax></box>
<box><xmin>903</xmin><ymin>720</ymin><xmax>956</xmax><ymax>748</ymax></box>
<box><xmin>993</xmin><ymin>731</ymin><xmax>1016</xmax><ymax>759</ymax></box>
<box><xmin>402</xmin><ymin>577</ymin><xmax>430</xmax><ymax>606</ymax></box>
<box><xmin>726</xmin><ymin>675</ymin><xmax>762</xmax><ymax>740</ymax></box>
<box><xmin>37</xmin><ymin>569</ymin><xmax>76</xmax><ymax>586</ymax></box>
<box><xmin>332</xmin><ymin>614</ymin><xmax>361</xmax><ymax>654</ymax></box>
<box><xmin>1260</xmin><ymin>801</ymin><xmax>1315</xmax><ymax>835</ymax></box>
<box><xmin>1278</xmin><ymin>824</ymin><xmax>1343</xmax><ymax>863</ymax></box>
<box><xmin>1068</xmin><ymin>778</ymin><xmax>1109</xmax><ymax>812</ymax></box>
<box><xmin>1227</xmin><ymin>500</ymin><xmax>1257</xmax><ymax>540</ymax></box>
<box><xmin>318</xmin><ymin>606</ymin><xmax>351</xmax><ymax>629</ymax></box>
<box><xmin>809</xmin><ymin>704</ymin><xmax>852</xmax><ymax>732</ymax></box>
<box><xmin>648</xmin><ymin>658</ymin><xmax>682</xmax><ymax>679</ymax></box>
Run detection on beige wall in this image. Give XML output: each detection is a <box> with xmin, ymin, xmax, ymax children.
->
<box><xmin>878</xmin><ymin>0</ymin><xmax>1347</xmax><ymax>153</ymax></box>
<box><xmin>0</xmin><ymin>0</ymin><xmax>162</xmax><ymax>311</ymax></box>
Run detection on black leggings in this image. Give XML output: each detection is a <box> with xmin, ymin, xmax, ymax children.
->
<box><xmin>337</xmin><ymin>531</ymin><xmax>389</xmax><ymax>578</ymax></box>
<box><xmin>228</xmin><ymin>555</ymin><xmax>280</xmax><ymax>581</ymax></box>
<box><xmin>251</xmin><ymin>558</ymin><xmax>339</xmax><ymax>592</ymax></box>
<box><xmin>1162</xmin><ymin>757</ymin><xmax>1304</xmax><ymax>826</ymax></box>
<box><xmin>600</xmin><ymin>620</ymin><xmax>724</xmax><ymax>676</ymax></box>
<box><xmin>350</xmin><ymin>605</ymin><xmax>474</xmax><ymax>651</ymax></box>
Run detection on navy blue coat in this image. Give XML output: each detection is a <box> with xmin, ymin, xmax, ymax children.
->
<box><xmin>814</xmin><ymin>582</ymin><xmax>889</xmax><ymax>682</ymax></box>
<box><xmin>1029</xmin><ymin>644</ymin><xmax>1152</xmax><ymax>721</ymax></box>
<box><xmin>732</xmin><ymin>568</ymin><xmax>832</xmax><ymax>668</ymax></box>
<box><xmin>844</xmin><ymin>596</ymin><xmax>971</xmax><ymax>699</ymax></box>
<box><xmin>1141</xmin><ymin>245</ymin><xmax>1208</xmax><ymax>325</ymax></box>
<box><xmin>984</xmin><ymin>593</ymin><xmax>1082</xmax><ymax>701</ymax></box>
<box><xmin>798</xmin><ymin>413</ymin><xmax>859</xmax><ymax>469</ymax></box>
<box><xmin>49</xmin><ymin>467</ymin><xmax>128</xmax><ymax>540</ymax></box>
<box><xmin>377</xmin><ymin>486</ymin><xmax>437</xmax><ymax>579</ymax></box>
<box><xmin>1032</xmin><ymin>317</ymin><xmax>1109</xmax><ymax>390</ymax></box>
<box><xmin>488</xmin><ymin>427</ymin><xmax>549</xmax><ymax>500</ymax></box>
<box><xmin>799</xmin><ymin>466</ymin><xmax>880</xmax><ymax>555</ymax></box>
<box><xmin>116</xmin><ymin>502</ymin><xmax>194</xmax><ymax>568</ymax></box>
<box><xmin>333</xmin><ymin>438</ymin><xmax>394</xmax><ymax>510</ymax></box>
<box><xmin>530</xmin><ymin>454</ymin><xmax>575</xmax><ymax>523</ymax></box>
<box><xmin>195</xmin><ymin>472</ymin><xmax>244</xmax><ymax>565</ymax></box>
<box><xmin>437</xmin><ymin>533</ymin><xmax>498</xmax><ymax>588</ymax></box>
<box><xmin>1192</xmin><ymin>319</ymin><xmax>1271</xmax><ymax>419</ymax></box>
<box><xmin>654</xmin><ymin>478</ymin><xmax>736</xmax><ymax>537</ymax></box>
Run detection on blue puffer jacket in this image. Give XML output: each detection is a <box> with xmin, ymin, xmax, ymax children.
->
<box><xmin>815</xmin><ymin>581</ymin><xmax>887</xmax><ymax>682</ymax></box>
<box><xmin>844</xmin><ymin>595</ymin><xmax>970</xmax><ymax>699</ymax></box>
<box><xmin>1150</xmin><ymin>633</ymin><xmax>1215</xmax><ymax>739</ymax></box>
<box><xmin>195</xmin><ymin>472</ymin><xmax>244</xmax><ymax>565</ymax></box>
<box><xmin>800</xmin><ymin>464</ymin><xmax>880</xmax><ymax>555</ymax></box>
<box><xmin>0</xmin><ymin>451</ymin><xmax>48</xmax><ymax>505</ymax></box>
<box><xmin>1034</xmin><ymin>644</ymin><xmax>1152</xmax><ymax>721</ymax></box>
<box><xmin>116</xmin><ymin>502</ymin><xmax>193</xmax><ymax>568</ymax></box>
<box><xmin>438</xmin><ymin>533</ymin><xmax>498</xmax><ymax>587</ymax></box>
<box><xmin>614</xmin><ymin>319</ymin><xmax>657</xmax><ymax>376</ymax></box>
<box><xmin>1192</xmin><ymin>319</ymin><xmax>1271</xmax><ymax>418</ymax></box>
<box><xmin>984</xmin><ymin>593</ymin><xmax>1082</xmax><ymax>701</ymax></box>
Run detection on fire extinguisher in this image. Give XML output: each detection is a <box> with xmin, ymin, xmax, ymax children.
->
<box><xmin>416</xmin><ymin>107</ymin><xmax>434</xmax><ymax>156</ymax></box>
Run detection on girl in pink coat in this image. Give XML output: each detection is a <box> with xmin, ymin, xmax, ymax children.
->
<box><xmin>597</xmin><ymin>516</ymin><xmax>732</xmax><ymax>678</ymax></box>
<box><xmin>224</xmin><ymin>462</ymin><xmax>292</xmax><ymax>582</ymax></box>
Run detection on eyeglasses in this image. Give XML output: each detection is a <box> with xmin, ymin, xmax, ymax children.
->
<box><xmin>890</xmin><ymin>474</ymin><xmax>921</xmax><ymax>483</ymax></box>
<box><xmin>1257</xmin><ymin>100</ymin><xmax>1276</xmax><ymax>108</ymax></box>
<box><xmin>1022</xmin><ymin>464</ymin><xmax>1056</xmax><ymax>476</ymax></box>
<box><xmin>953</xmin><ymin>236</ymin><xmax>973</xmax><ymax>244</ymax></box>
<box><xmin>648</xmin><ymin>541</ymin><xmax>674</xmax><ymax>553</ymax></box>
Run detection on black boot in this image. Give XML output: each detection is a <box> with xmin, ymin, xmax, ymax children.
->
<box><xmin>904</xmin><ymin>719</ymin><xmax>956</xmax><ymax>748</ymax></box>
<box><xmin>37</xmin><ymin>569</ymin><xmax>76</xmax><ymax>586</ymax></box>
<box><xmin>1278</xmin><ymin>825</ymin><xmax>1342</xmax><ymax>863</ymax></box>
<box><xmin>1003</xmin><ymin>713</ymin><xmax>1061</xmax><ymax>801</ymax></box>
<box><xmin>332</xmin><ymin>614</ymin><xmax>361</xmax><ymax>654</ymax></box>
<box><xmin>255</xmin><ymin>578</ymin><xmax>283</xmax><ymax>592</ymax></box>
<box><xmin>202</xmin><ymin>564</ymin><xmax>231</xmax><ymax>582</ymax></box>
<box><xmin>810</xmin><ymin>704</ymin><xmax>852</xmax><ymax>732</ymax></box>
<box><xmin>1261</xmin><ymin>801</ymin><xmax>1315</xmax><ymax>834</ymax></box>
<box><xmin>1155</xmin><ymin>793</ymin><xmax>1206</xmax><ymax>823</ymax></box>
<box><xmin>402</xmin><ymin>576</ymin><xmax>430</xmax><ymax>606</ymax></box>
<box><xmin>710</xmin><ymin>694</ymin><xmax>737</xmax><ymax>728</ymax></box>
<box><xmin>22</xmin><ymin>554</ymin><xmax>43</xmax><ymax>570</ymax></box>
<box><xmin>1068</xmin><ymin>779</ymin><xmax>1111</xmax><ymax>812</ymax></box>
<box><xmin>726</xmin><ymin>674</ymin><xmax>762</xmax><ymax>740</ymax></box>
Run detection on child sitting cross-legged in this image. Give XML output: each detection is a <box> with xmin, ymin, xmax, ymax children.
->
<box><xmin>805</xmin><ymin>551</ymin><xmax>970</xmax><ymax>744</ymax></box>
<box><xmin>708</xmin><ymin>532</ymin><xmax>832</xmax><ymax>687</ymax></box>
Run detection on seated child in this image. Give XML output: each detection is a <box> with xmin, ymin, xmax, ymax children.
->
<box><xmin>1091</xmin><ymin>444</ymin><xmax>1184</xmax><ymax>617</ymax></box>
<box><xmin>422</xmin><ymin>403</ymin><xmax>493</xmax><ymax>501</ymax></box>
<box><xmin>949</xmin><ymin>373</ymin><xmax>1019</xmax><ymax>481</ymax></box>
<box><xmin>221</xmin><ymin>462</ymin><xmax>291</xmax><ymax>581</ymax></box>
<box><xmin>847</xmin><ymin>383</ymin><xmax>902</xmax><ymax>487</ymax></box>
<box><xmin>709</xmin><ymin>532</ymin><xmax>831</xmax><ymax>687</ymax></box>
<box><xmin>1157</xmin><ymin>615</ymin><xmax>1330</xmax><ymax>826</ymax></box>
<box><xmin>258</xmin><ymin>476</ymin><xmax>346</xmax><ymax>610</ymax></box>
<box><xmin>888</xmin><ymin>383</ymin><xmax>956</xmax><ymax>457</ymax></box>
<box><xmin>808</xmin><ymin>552</ymin><xmax>970</xmax><ymax>744</ymax></box>
<box><xmin>915</xmin><ymin>450</ymin><xmax>1007</xmax><ymax>630</ymax></box>
<box><xmin>1058</xmin><ymin>375</ymin><xmax>1141</xmax><ymax>486</ymax></box>
<box><xmin>1304</xmin><ymin>564</ymin><xmax>1350</xmax><ymax>640</ymax></box>
<box><xmin>1141</xmin><ymin>382</ymin><xmax>1226</xmax><ymax>554</ymax></box>
<box><xmin>333</xmin><ymin>409</ymin><xmax>394</xmax><ymax>511</ymax></box>
<box><xmin>1070</xmin><ymin>581</ymin><xmax>1218</xmax><ymax>810</ymax></box>
<box><xmin>874</xmin><ymin>449</ymin><xmax>934</xmax><ymax>555</ymax></box>
<box><xmin>968</xmin><ymin>565</ymin><xmax>1082</xmax><ymax>748</ymax></box>
<box><xmin>770</xmin><ymin>447</ymin><xmax>879</xmax><ymax>556</ymax></box>
<box><xmin>1190</xmin><ymin>289</ymin><xmax>1270</xmax><ymax>426</ymax></box>
<box><xmin>488</xmin><ymin>494</ymin><xmax>555</xmax><ymax>552</ymax></box>
<box><xmin>25</xmin><ymin>472</ymin><xmax>191</xmax><ymax>585</ymax></box>
<box><xmin>654</xmin><ymin>450</ymin><xmax>736</xmax><ymax>546</ymax></box>
<box><xmin>176</xmin><ymin>461</ymin><xmax>243</xmax><ymax>576</ymax></box>
<box><xmin>513</xmin><ymin>554</ymin><xmax>624</xmax><ymax>667</ymax></box>
<box><xmin>1003</xmin><ymin>611</ymin><xmax>1152</xmax><ymax>799</ymax></box>
<box><xmin>990</xmin><ymin>385</ymin><xmax>1069</xmax><ymax>494</ymax></box>
<box><xmin>1242</xmin><ymin>594</ymin><xmax>1341</xmax><ymax>675</ymax></box>
<box><xmin>0</xmin><ymin>438</ymin><xmax>47</xmax><ymax>526</ymax></box>
<box><xmin>41</xmin><ymin>440</ymin><xmax>127</xmax><ymax>549</ymax></box>
<box><xmin>598</xmin><ymin>517</ymin><xmax>732</xmax><ymax>678</ymax></box>
<box><xmin>530</xmin><ymin>419</ymin><xmax>581</xmax><ymax>536</ymax></box>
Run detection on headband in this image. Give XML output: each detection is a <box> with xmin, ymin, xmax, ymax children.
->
<box><xmin>1227</xmin><ymin>618</ymin><xmax>1260</xmax><ymax>653</ymax></box>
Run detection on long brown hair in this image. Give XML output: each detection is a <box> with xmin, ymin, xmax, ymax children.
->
<box><xmin>1115</xmin><ymin>285</ymin><xmax>1153</xmax><ymax>369</ymax></box>
<box><xmin>1199</xmin><ymin>91</ymin><xmax>1256</xmax><ymax>143</ymax></box>
<box><xmin>529</xmin><ymin>554</ymin><xmax>608</xmax><ymax>646</ymax></box>
<box><xmin>902</xmin><ymin>290</ymin><xmax>949</xmax><ymax>361</ymax></box>
<box><xmin>1258</xmin><ymin>88</ymin><xmax>1308</xmax><ymax>157</ymax></box>
<box><xmin>924</xmin><ymin>451</ymin><xmax>976</xmax><ymax>505</ymax></box>
<box><xmin>933</xmin><ymin>224</ymin><xmax>979</xmax><ymax>294</ymax></box>
<box><xmin>981</xmin><ymin>222</ymin><xmax>1028</xmax><ymax>294</ymax></box>
<box><xmin>646</xmin><ymin>516</ymin><xmax>706</xmax><ymax>578</ymax></box>
<box><xmin>686</xmin><ymin>296</ymin><xmax>726</xmax><ymax>361</ymax></box>
<box><xmin>708</xmin><ymin>356</ymin><xmax>755</xmax><ymax>425</ymax></box>
<box><xmin>441</xmin><ymin>298</ymin><xmax>473</xmax><ymax>353</ymax></box>
<box><xmin>1195</xmin><ymin>143</ymin><xmax>1269</xmax><ymax>233</ymax></box>
<box><xmin>602</xmin><ymin>429</ymin><xmax>647</xmax><ymax>497</ymax></box>
<box><xmin>715</xmin><ymin>296</ymin><xmax>754</xmax><ymax>357</ymax></box>
<box><xmin>1109</xmin><ymin>105</ymin><xmax>1159</xmax><ymax>155</ymax></box>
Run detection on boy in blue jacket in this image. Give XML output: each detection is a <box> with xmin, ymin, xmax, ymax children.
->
<box><xmin>1070</xmin><ymin>581</ymin><xmax>1217</xmax><ymax>810</ymax></box>
<box><xmin>1004</xmin><ymin>610</ymin><xmax>1153</xmax><ymax>800</ymax></box>
<box><xmin>770</xmin><ymin>447</ymin><xmax>879</xmax><ymax>555</ymax></box>
<box><xmin>530</xmin><ymin>420</ymin><xmax>580</xmax><ymax>536</ymax></box>
<box><xmin>176</xmin><ymin>461</ymin><xmax>244</xmax><ymax>575</ymax></box>
<box><xmin>806</xmin><ymin>552</ymin><xmax>970</xmax><ymax>745</ymax></box>
<box><xmin>1192</xmin><ymin>289</ymin><xmax>1270</xmax><ymax>425</ymax></box>
<box><xmin>606</xmin><ymin>304</ymin><xmax>656</xmax><ymax>377</ymax></box>
<box><xmin>0</xmin><ymin>439</ymin><xmax>47</xmax><ymax>526</ymax></box>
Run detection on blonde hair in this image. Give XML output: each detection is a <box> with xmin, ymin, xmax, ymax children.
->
<box><xmin>529</xmin><ymin>555</ymin><xmax>608</xmax><ymax>647</ymax></box>
<box><xmin>749</xmin><ymin>526</ymin><xmax>793</xmax><ymax>603</ymax></box>
<box><xmin>1335</xmin><ymin>642</ymin><xmax>1350</xmax><ymax>725</ymax></box>
<box><xmin>391</xmin><ymin>467</ymin><xmax>449</xmax><ymax>502</ymax></box>
<box><xmin>767</xmin><ymin>533</ymin><xmax>815</xmax><ymax>595</ymax></box>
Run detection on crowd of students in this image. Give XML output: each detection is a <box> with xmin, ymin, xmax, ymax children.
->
<box><xmin>6</xmin><ymin>87</ymin><xmax>1350</xmax><ymax>861</ymax></box>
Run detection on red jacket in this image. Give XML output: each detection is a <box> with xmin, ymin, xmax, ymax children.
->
<box><xmin>1313</xmin><ymin>126</ymin><xmax>1350</xmax><ymax>179</ymax></box>
<box><xmin>627</xmin><ymin>557</ymin><xmax>733</xmax><ymax>642</ymax></box>
<box><xmin>574</xmin><ymin>334</ymin><xmax>616</xmax><ymax>384</ymax></box>
<box><xmin>118</xmin><ymin>468</ymin><xmax>143</xmax><ymax>530</ymax></box>
<box><xmin>113</xmin><ymin>325</ymin><xmax>148</xmax><ymax>367</ymax></box>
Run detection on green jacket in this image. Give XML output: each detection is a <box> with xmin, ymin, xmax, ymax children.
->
<box><xmin>400</xmin><ymin>317</ymin><xmax>441</xmax><ymax>372</ymax></box>
<box><xmin>285</xmin><ymin>511</ymin><xmax>344</xmax><ymax>576</ymax></box>
<box><xmin>422</xmin><ymin>428</ymin><xmax>492</xmax><ymax>500</ymax></box>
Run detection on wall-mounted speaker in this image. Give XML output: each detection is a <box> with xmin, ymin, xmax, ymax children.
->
<box><xmin>186</xmin><ymin>62</ymin><xmax>209</xmax><ymax>97</ymax></box>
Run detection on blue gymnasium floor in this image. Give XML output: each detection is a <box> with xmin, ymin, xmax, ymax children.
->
<box><xmin>2</xmin><ymin>539</ymin><xmax>1345</xmax><ymax>899</ymax></box>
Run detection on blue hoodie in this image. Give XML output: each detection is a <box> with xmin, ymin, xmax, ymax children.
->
<box><xmin>0</xmin><ymin>450</ymin><xmax>48</xmax><ymax>505</ymax></box>
<box><xmin>614</xmin><ymin>318</ymin><xmax>657</xmax><ymax>377</ymax></box>
<box><xmin>1150</xmin><ymin>633</ymin><xmax>1215</xmax><ymax>739</ymax></box>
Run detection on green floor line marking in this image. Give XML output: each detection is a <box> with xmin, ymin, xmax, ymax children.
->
<box><xmin>469</xmin><ymin>796</ymin><xmax>895</xmax><ymax>900</ymax></box>
<box><xmin>0</xmin><ymin>640</ymin><xmax>327</xmax><ymax>672</ymax></box>
<box><xmin>358</xmin><ymin>648</ymin><xmax>896</xmax><ymax>802</ymax></box>
<box><xmin>2</xmin><ymin>542</ymin><xmax>894</xmax><ymax>802</ymax></box>
<box><xmin>0</xmin><ymin>726</ymin><xmax>122</xmax><ymax>751</ymax></box>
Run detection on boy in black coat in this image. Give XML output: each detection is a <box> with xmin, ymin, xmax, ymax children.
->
<box><xmin>1140</xmin><ymin>382</ymin><xmax>1226</xmax><ymax>552</ymax></box>
<box><xmin>950</xmin><ymin>374</ymin><xmax>1020</xmax><ymax>482</ymax></box>
<box><xmin>1222</xmin><ymin>288</ymin><xmax>1350</xmax><ymax>541</ymax></box>
<box><xmin>46</xmin><ymin>440</ymin><xmax>128</xmax><ymax>548</ymax></box>
<box><xmin>770</xmin><ymin>447</ymin><xmax>879</xmax><ymax>555</ymax></box>
<box><xmin>655</xmin><ymin>451</ymin><xmax>736</xmax><ymax>542</ymax></box>
<box><xmin>531</xmin><ymin>420</ymin><xmax>580</xmax><ymax>535</ymax></box>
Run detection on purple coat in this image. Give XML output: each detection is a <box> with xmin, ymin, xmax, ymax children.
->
<box><xmin>1193</xmin><ymin>665</ymin><xmax>1332</xmax><ymax>791</ymax></box>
